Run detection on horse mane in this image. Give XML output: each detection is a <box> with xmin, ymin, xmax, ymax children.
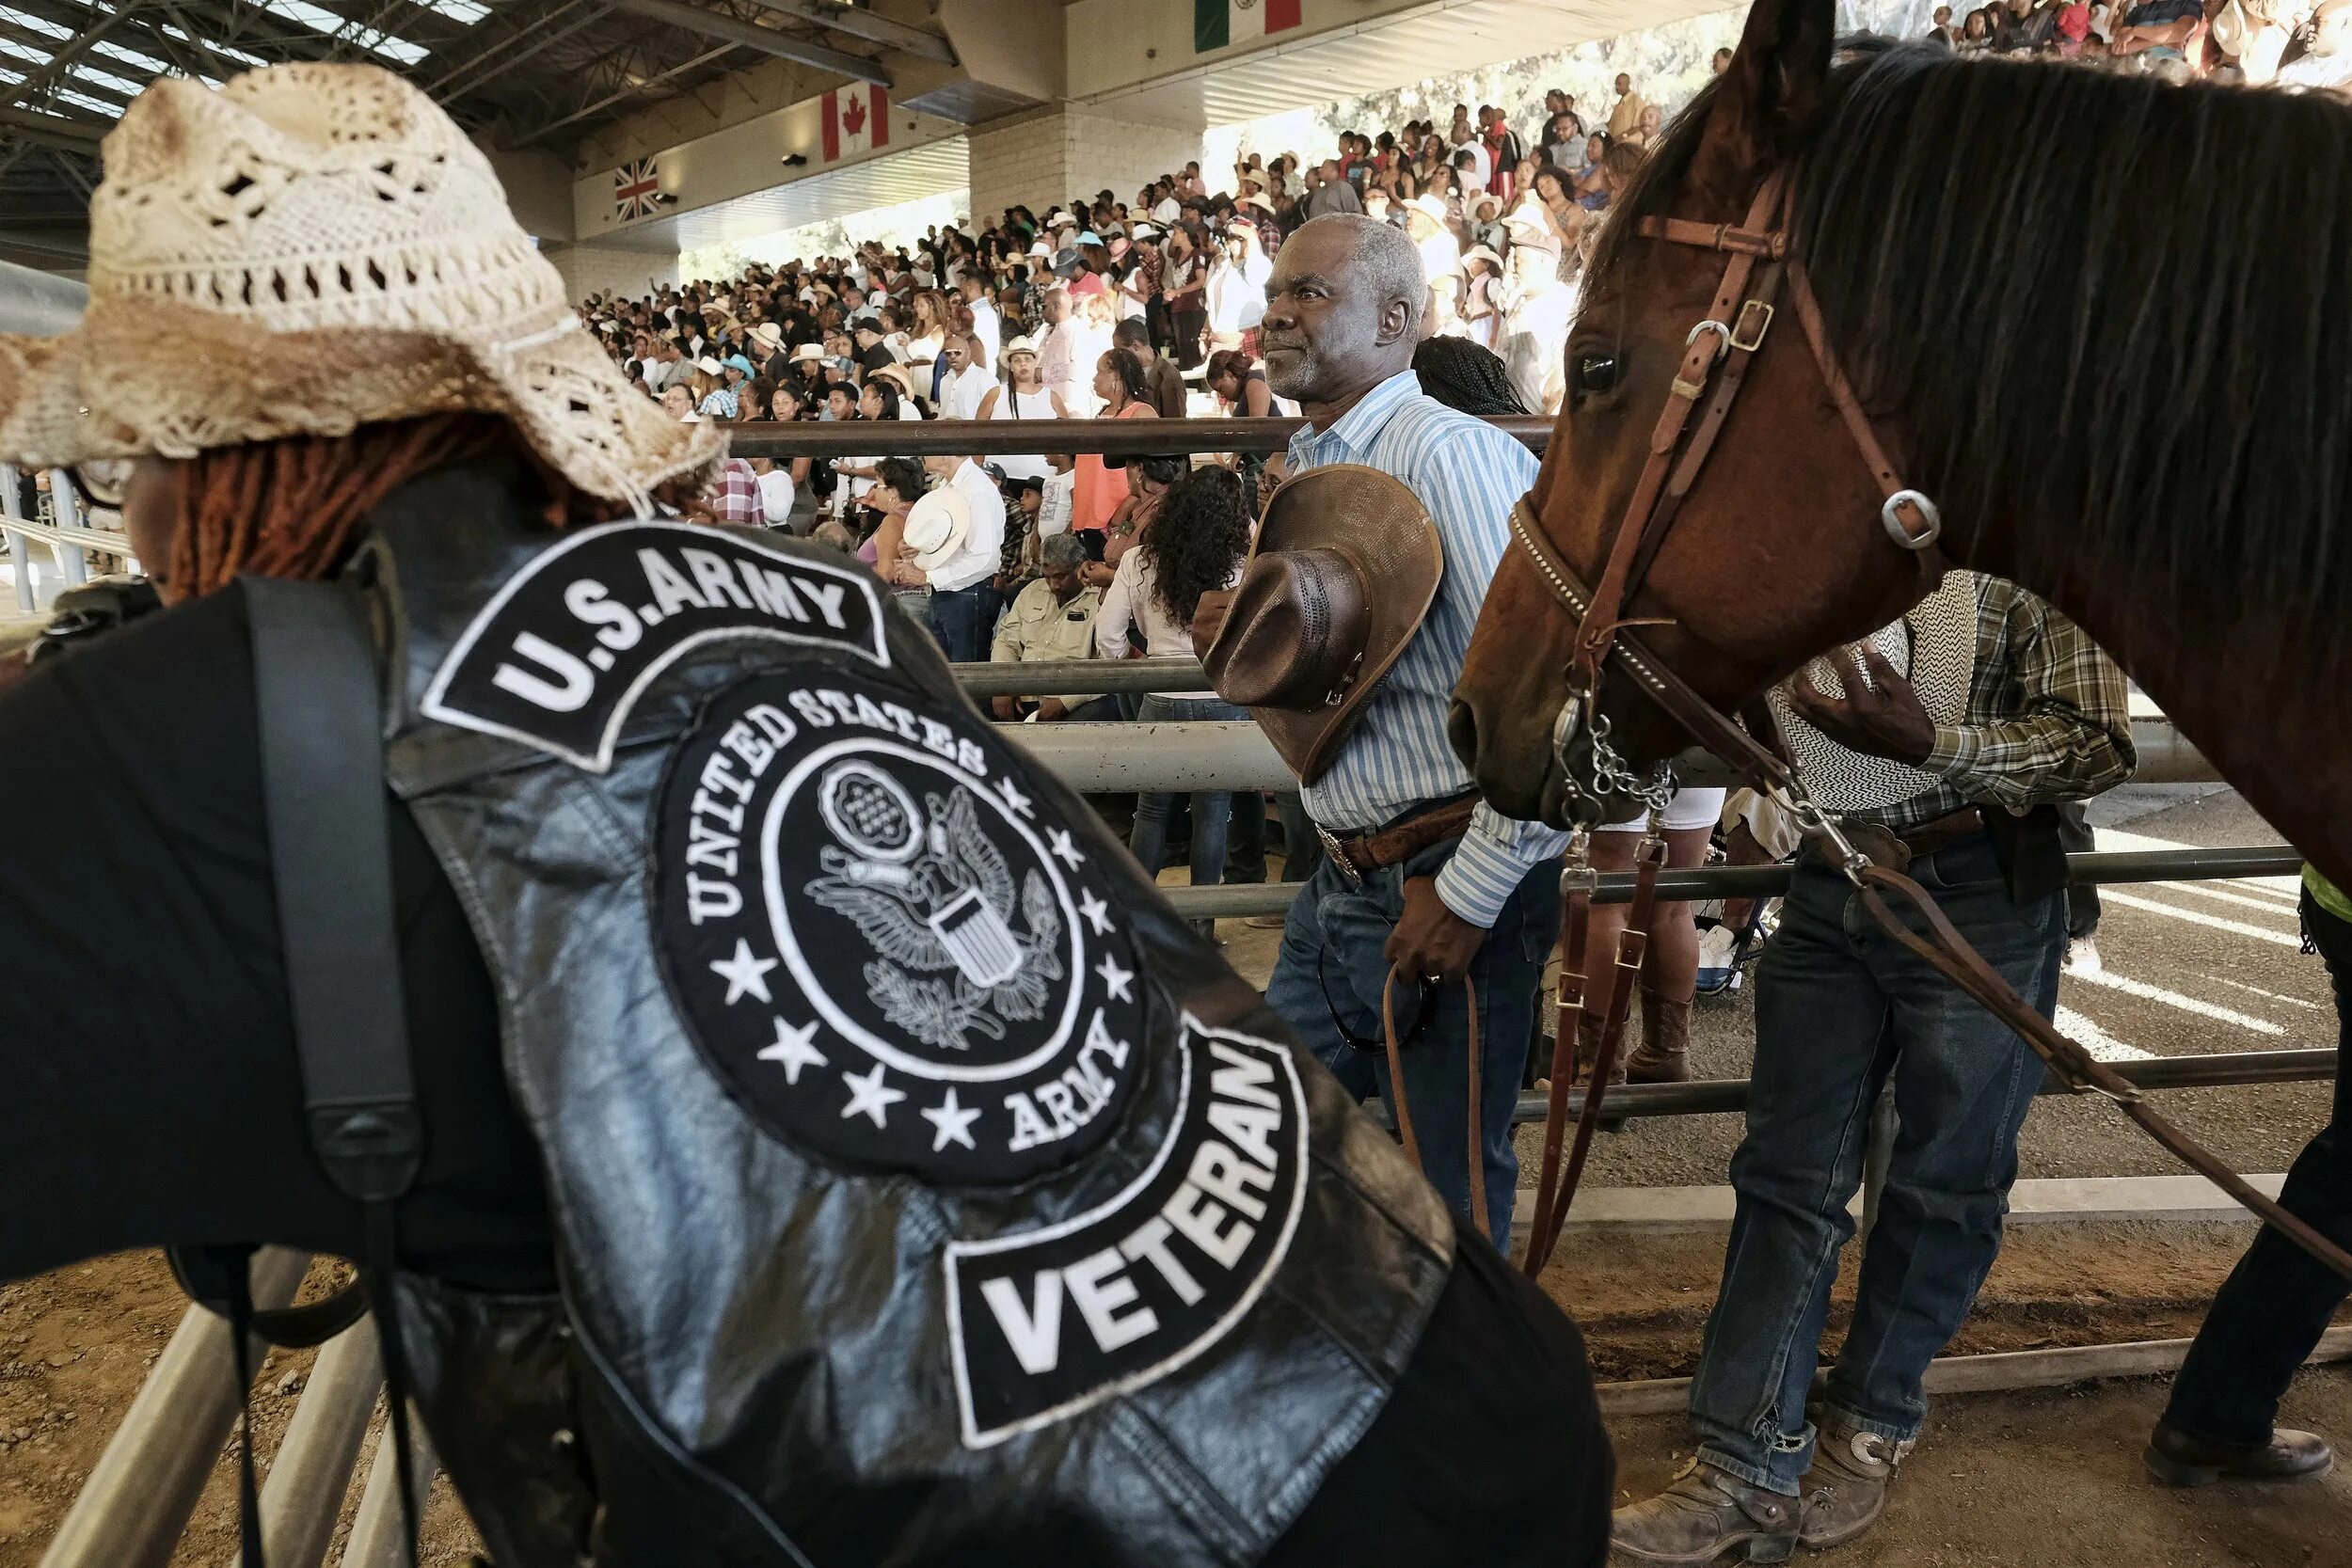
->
<box><xmin>1595</xmin><ymin>45</ymin><xmax>2352</xmax><ymax>674</ymax></box>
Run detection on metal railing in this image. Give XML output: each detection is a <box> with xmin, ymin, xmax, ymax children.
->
<box><xmin>722</xmin><ymin>413</ymin><xmax>1556</xmax><ymax>461</ymax></box>
<box><xmin>4</xmin><ymin>467</ymin><xmax>134</xmax><ymax>612</ymax></box>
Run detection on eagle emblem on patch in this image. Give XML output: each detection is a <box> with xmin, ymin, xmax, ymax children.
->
<box><xmin>654</xmin><ymin>670</ymin><xmax>1147</xmax><ymax>1182</ymax></box>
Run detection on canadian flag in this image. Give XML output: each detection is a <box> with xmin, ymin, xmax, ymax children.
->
<box><xmin>822</xmin><ymin>85</ymin><xmax>888</xmax><ymax>162</ymax></box>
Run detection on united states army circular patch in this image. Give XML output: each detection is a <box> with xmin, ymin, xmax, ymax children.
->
<box><xmin>654</xmin><ymin>670</ymin><xmax>1147</xmax><ymax>1183</ymax></box>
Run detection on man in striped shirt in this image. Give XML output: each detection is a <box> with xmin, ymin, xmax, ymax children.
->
<box><xmin>1256</xmin><ymin>214</ymin><xmax>1565</xmax><ymax>1243</ymax></box>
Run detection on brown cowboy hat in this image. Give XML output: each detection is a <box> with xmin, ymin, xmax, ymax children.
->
<box><xmin>1199</xmin><ymin>464</ymin><xmax>1441</xmax><ymax>785</ymax></box>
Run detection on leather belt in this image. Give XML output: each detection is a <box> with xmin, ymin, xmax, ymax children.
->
<box><xmin>1844</xmin><ymin>806</ymin><xmax>1983</xmax><ymax>874</ymax></box>
<box><xmin>1314</xmin><ymin>795</ymin><xmax>1479</xmax><ymax>887</ymax></box>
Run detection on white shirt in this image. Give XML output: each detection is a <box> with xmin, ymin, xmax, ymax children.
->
<box><xmin>1039</xmin><ymin>468</ymin><xmax>1075</xmax><ymax>538</ymax></box>
<box><xmin>939</xmin><ymin>362</ymin><xmax>995</xmax><ymax>421</ymax></box>
<box><xmin>1039</xmin><ymin>317</ymin><xmax>1106</xmax><ymax>417</ymax></box>
<box><xmin>2279</xmin><ymin>49</ymin><xmax>2352</xmax><ymax>87</ymax></box>
<box><xmin>966</xmin><ymin>295</ymin><xmax>1001</xmax><ymax>356</ymax></box>
<box><xmin>1152</xmin><ymin>196</ymin><xmax>1181</xmax><ymax>223</ymax></box>
<box><xmin>930</xmin><ymin>459</ymin><xmax>1009</xmax><ymax>594</ymax></box>
<box><xmin>1094</xmin><ymin>549</ymin><xmax>1241</xmax><ymax>696</ymax></box>
<box><xmin>755</xmin><ymin>467</ymin><xmax>796</xmax><ymax>524</ymax></box>
<box><xmin>1451</xmin><ymin>137</ymin><xmax>1492</xmax><ymax>191</ymax></box>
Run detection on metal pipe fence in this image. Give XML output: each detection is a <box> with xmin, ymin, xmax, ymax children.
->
<box><xmin>723</xmin><ymin>412</ymin><xmax>1556</xmax><ymax>461</ymax></box>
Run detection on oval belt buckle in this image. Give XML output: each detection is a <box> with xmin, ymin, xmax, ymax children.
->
<box><xmin>1881</xmin><ymin>489</ymin><xmax>1942</xmax><ymax>551</ymax></box>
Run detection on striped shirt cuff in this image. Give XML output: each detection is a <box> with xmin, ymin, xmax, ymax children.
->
<box><xmin>1434</xmin><ymin>804</ymin><xmax>1569</xmax><ymax>929</ymax></box>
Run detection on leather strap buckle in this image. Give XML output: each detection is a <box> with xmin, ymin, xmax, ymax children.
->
<box><xmin>1730</xmin><ymin>298</ymin><xmax>1774</xmax><ymax>354</ymax></box>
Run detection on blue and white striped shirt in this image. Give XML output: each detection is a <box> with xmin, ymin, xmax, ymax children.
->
<box><xmin>1287</xmin><ymin>369</ymin><xmax>1568</xmax><ymax>927</ymax></box>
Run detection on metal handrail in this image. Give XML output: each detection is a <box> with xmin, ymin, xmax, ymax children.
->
<box><xmin>1160</xmin><ymin>845</ymin><xmax>2303</xmax><ymax>918</ymax></box>
<box><xmin>723</xmin><ymin>412</ymin><xmax>1556</xmax><ymax>460</ymax></box>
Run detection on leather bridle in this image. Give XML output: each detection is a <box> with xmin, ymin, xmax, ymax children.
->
<box><xmin>1508</xmin><ymin>170</ymin><xmax>2352</xmax><ymax>1284</ymax></box>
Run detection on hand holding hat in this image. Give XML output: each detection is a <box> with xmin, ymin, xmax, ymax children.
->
<box><xmin>1200</xmin><ymin>464</ymin><xmax>1442</xmax><ymax>786</ymax></box>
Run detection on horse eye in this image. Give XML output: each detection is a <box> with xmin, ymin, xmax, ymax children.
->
<box><xmin>1572</xmin><ymin>353</ymin><xmax>1620</xmax><ymax>396</ymax></box>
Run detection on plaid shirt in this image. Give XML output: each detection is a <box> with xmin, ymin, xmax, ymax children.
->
<box><xmin>707</xmin><ymin>458</ymin><xmax>767</xmax><ymax>528</ymax></box>
<box><xmin>1866</xmin><ymin>578</ymin><xmax>2135</xmax><ymax>833</ymax></box>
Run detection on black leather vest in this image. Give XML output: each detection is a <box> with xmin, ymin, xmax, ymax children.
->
<box><xmin>361</xmin><ymin>465</ymin><xmax>1456</xmax><ymax>1566</ymax></box>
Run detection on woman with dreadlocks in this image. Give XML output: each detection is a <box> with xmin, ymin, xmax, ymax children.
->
<box><xmin>0</xmin><ymin>58</ymin><xmax>1613</xmax><ymax>1568</ymax></box>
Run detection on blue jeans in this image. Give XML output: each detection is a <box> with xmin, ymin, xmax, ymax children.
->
<box><xmin>2164</xmin><ymin>890</ymin><xmax>2352</xmax><ymax>1446</ymax></box>
<box><xmin>1128</xmin><ymin>694</ymin><xmax>1249</xmax><ymax>901</ymax></box>
<box><xmin>1691</xmin><ymin>834</ymin><xmax>2062</xmax><ymax>1494</ymax></box>
<box><xmin>925</xmin><ymin>582</ymin><xmax>991</xmax><ymax>663</ymax></box>
<box><xmin>1264</xmin><ymin>831</ymin><xmax>1562</xmax><ymax>1243</ymax></box>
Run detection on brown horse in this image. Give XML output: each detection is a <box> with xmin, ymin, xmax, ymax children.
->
<box><xmin>1451</xmin><ymin>0</ymin><xmax>2352</xmax><ymax>896</ymax></box>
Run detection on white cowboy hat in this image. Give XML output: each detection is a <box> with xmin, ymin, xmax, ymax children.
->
<box><xmin>901</xmin><ymin>485</ymin><xmax>971</xmax><ymax>574</ymax></box>
<box><xmin>1463</xmin><ymin>245</ymin><xmax>1505</xmax><ymax>269</ymax></box>
<box><xmin>0</xmin><ymin>64</ymin><xmax>716</xmax><ymax>509</ymax></box>
<box><xmin>1003</xmin><ymin>335</ymin><xmax>1041</xmax><ymax>357</ymax></box>
<box><xmin>752</xmin><ymin>321</ymin><xmax>785</xmax><ymax>349</ymax></box>
<box><xmin>790</xmin><ymin>342</ymin><xmax>825</xmax><ymax>364</ymax></box>
<box><xmin>1407</xmin><ymin>194</ymin><xmax>1452</xmax><ymax>224</ymax></box>
<box><xmin>694</xmin><ymin>355</ymin><xmax>724</xmax><ymax>376</ymax></box>
<box><xmin>1242</xmin><ymin>191</ymin><xmax>1279</xmax><ymax>214</ymax></box>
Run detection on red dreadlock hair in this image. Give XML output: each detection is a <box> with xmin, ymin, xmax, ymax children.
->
<box><xmin>167</xmin><ymin>412</ymin><xmax>677</xmax><ymax>597</ymax></box>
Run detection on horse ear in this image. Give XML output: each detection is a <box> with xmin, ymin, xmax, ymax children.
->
<box><xmin>1688</xmin><ymin>0</ymin><xmax>1836</xmax><ymax>201</ymax></box>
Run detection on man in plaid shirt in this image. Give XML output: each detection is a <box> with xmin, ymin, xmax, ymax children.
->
<box><xmin>703</xmin><ymin>457</ymin><xmax>767</xmax><ymax>529</ymax></box>
<box><xmin>1613</xmin><ymin>577</ymin><xmax>2132</xmax><ymax>1566</ymax></box>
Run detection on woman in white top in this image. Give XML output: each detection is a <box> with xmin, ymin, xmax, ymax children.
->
<box><xmin>1203</xmin><ymin>227</ymin><xmax>1269</xmax><ymax>356</ymax></box>
<box><xmin>1092</xmin><ymin>467</ymin><xmax>1252</xmax><ymax>925</ymax></box>
<box><xmin>974</xmin><ymin>335</ymin><xmax>1068</xmax><ymax>484</ymax></box>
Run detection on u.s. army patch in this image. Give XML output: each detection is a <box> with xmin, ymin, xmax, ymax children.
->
<box><xmin>654</xmin><ymin>669</ymin><xmax>1147</xmax><ymax>1183</ymax></box>
<box><xmin>945</xmin><ymin>1016</ymin><xmax>1307</xmax><ymax>1449</ymax></box>
<box><xmin>422</xmin><ymin>521</ymin><xmax>888</xmax><ymax>771</ymax></box>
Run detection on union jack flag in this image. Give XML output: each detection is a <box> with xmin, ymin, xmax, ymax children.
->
<box><xmin>613</xmin><ymin>157</ymin><xmax>661</xmax><ymax>222</ymax></box>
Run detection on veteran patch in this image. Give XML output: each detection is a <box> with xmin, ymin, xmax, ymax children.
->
<box><xmin>422</xmin><ymin>522</ymin><xmax>888</xmax><ymax>771</ymax></box>
<box><xmin>945</xmin><ymin>1017</ymin><xmax>1307</xmax><ymax>1449</ymax></box>
<box><xmin>655</xmin><ymin>670</ymin><xmax>1148</xmax><ymax>1183</ymax></box>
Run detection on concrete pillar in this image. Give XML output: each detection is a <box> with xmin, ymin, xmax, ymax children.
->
<box><xmin>966</xmin><ymin>104</ymin><xmax>1205</xmax><ymax>229</ymax></box>
<box><xmin>544</xmin><ymin>243</ymin><xmax>677</xmax><ymax>303</ymax></box>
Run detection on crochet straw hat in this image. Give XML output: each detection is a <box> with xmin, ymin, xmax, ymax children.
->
<box><xmin>0</xmin><ymin>63</ymin><xmax>719</xmax><ymax>510</ymax></box>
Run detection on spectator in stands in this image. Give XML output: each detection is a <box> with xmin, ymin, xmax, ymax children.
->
<box><xmin>1072</xmin><ymin>348</ymin><xmax>1157</xmax><ymax>545</ymax></box>
<box><xmin>1100</xmin><ymin>467</ymin><xmax>1254</xmax><ymax>931</ymax></box>
<box><xmin>2279</xmin><ymin>0</ymin><xmax>2352</xmax><ymax>86</ymax></box>
<box><xmin>1537</xmin><ymin>89</ymin><xmax>1582</xmax><ymax>163</ymax></box>
<box><xmin>1035</xmin><ymin>283</ymin><xmax>1100</xmax><ymax>415</ymax></box>
<box><xmin>902</xmin><ymin>450</ymin><xmax>1005</xmax><ymax>660</ymax></box>
<box><xmin>747</xmin><ymin>453</ymin><xmax>794</xmax><ymax>530</ymax></box>
<box><xmin>1607</xmin><ymin>71</ymin><xmax>1651</xmax><ymax>139</ymax></box>
<box><xmin>935</xmin><ymin>336</ymin><xmax>993</xmax><ymax>420</ymax></box>
<box><xmin>1498</xmin><ymin>208</ymin><xmax>1574</xmax><ymax>414</ymax></box>
<box><xmin>1161</xmin><ymin>224</ymin><xmax>1212</xmax><ymax>370</ymax></box>
<box><xmin>1114</xmin><ymin>318</ymin><xmax>1187</xmax><ymax>418</ymax></box>
<box><xmin>1206</xmin><ymin>348</ymin><xmax>1274</xmax><ymax>418</ymax></box>
<box><xmin>988</xmin><ymin>533</ymin><xmax>1108</xmax><ymax>722</ymax></box>
<box><xmin>1714</xmin><ymin>44</ymin><xmax>1735</xmax><ymax>71</ymax></box>
<box><xmin>1303</xmin><ymin>159</ymin><xmax>1365</xmax><ymax>220</ymax></box>
<box><xmin>1479</xmin><ymin>105</ymin><xmax>1524</xmax><ymax>201</ymax></box>
<box><xmin>1405</xmin><ymin>195</ymin><xmax>1464</xmax><ymax>338</ymax></box>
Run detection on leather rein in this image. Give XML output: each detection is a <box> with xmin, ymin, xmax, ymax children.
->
<box><xmin>1509</xmin><ymin>171</ymin><xmax>2352</xmax><ymax>1283</ymax></box>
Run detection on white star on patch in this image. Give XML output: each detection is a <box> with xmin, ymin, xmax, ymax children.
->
<box><xmin>839</xmin><ymin>1061</ymin><xmax>906</xmax><ymax>1129</ymax></box>
<box><xmin>1094</xmin><ymin>953</ymin><xmax>1135</xmax><ymax>1003</ymax></box>
<box><xmin>1078</xmin><ymin>888</ymin><xmax>1113</xmax><ymax>936</ymax></box>
<box><xmin>993</xmin><ymin>774</ymin><xmax>1034</xmax><ymax>818</ymax></box>
<box><xmin>920</xmin><ymin>1086</ymin><xmax>982</xmax><ymax>1151</ymax></box>
<box><xmin>709</xmin><ymin>939</ymin><xmax>778</xmax><ymax>1006</ymax></box>
<box><xmin>756</xmin><ymin>1017</ymin><xmax>828</xmax><ymax>1085</ymax></box>
<box><xmin>1049</xmin><ymin>827</ymin><xmax>1086</xmax><ymax>869</ymax></box>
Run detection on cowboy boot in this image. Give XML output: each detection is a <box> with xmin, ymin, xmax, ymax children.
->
<box><xmin>1627</xmin><ymin>989</ymin><xmax>1692</xmax><ymax>1084</ymax></box>
<box><xmin>1796</xmin><ymin>1420</ymin><xmax>1910</xmax><ymax>1550</ymax></box>
<box><xmin>1570</xmin><ymin>1009</ymin><xmax>1625</xmax><ymax>1089</ymax></box>
<box><xmin>1611</xmin><ymin>1459</ymin><xmax>1799</xmax><ymax>1564</ymax></box>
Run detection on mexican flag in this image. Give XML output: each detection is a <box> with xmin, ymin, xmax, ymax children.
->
<box><xmin>1195</xmin><ymin>0</ymin><xmax>1301</xmax><ymax>53</ymax></box>
<box><xmin>821</xmin><ymin>84</ymin><xmax>888</xmax><ymax>162</ymax></box>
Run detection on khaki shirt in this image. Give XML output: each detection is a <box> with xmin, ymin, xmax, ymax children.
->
<box><xmin>1606</xmin><ymin>90</ymin><xmax>1650</xmax><ymax>139</ymax></box>
<box><xmin>989</xmin><ymin>579</ymin><xmax>1104</xmax><ymax>708</ymax></box>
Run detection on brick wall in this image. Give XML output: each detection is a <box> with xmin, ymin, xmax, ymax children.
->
<box><xmin>546</xmin><ymin>243</ymin><xmax>676</xmax><ymax>304</ymax></box>
<box><xmin>967</xmin><ymin>106</ymin><xmax>1205</xmax><ymax>229</ymax></box>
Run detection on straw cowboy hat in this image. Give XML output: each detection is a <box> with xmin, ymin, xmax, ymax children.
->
<box><xmin>1003</xmin><ymin>335</ymin><xmax>1041</xmax><ymax>357</ymax></box>
<box><xmin>901</xmin><ymin>485</ymin><xmax>971</xmax><ymax>575</ymax></box>
<box><xmin>0</xmin><ymin>64</ymin><xmax>718</xmax><ymax>509</ymax></box>
<box><xmin>1200</xmin><ymin>464</ymin><xmax>1441</xmax><ymax>785</ymax></box>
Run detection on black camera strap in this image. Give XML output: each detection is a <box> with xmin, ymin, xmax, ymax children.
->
<box><xmin>239</xmin><ymin>575</ymin><xmax>425</xmax><ymax>1567</ymax></box>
